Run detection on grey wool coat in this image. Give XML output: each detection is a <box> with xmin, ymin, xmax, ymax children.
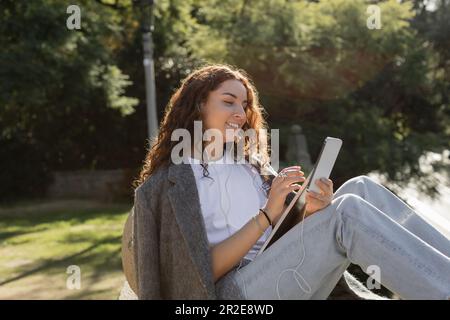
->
<box><xmin>133</xmin><ymin>161</ymin><xmax>246</xmax><ymax>299</ymax></box>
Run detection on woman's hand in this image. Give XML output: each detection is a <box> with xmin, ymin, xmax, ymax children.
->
<box><xmin>305</xmin><ymin>178</ymin><xmax>334</xmax><ymax>217</ymax></box>
<box><xmin>263</xmin><ymin>166</ymin><xmax>305</xmax><ymax>223</ymax></box>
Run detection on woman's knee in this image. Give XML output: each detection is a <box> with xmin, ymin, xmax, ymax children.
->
<box><xmin>348</xmin><ymin>175</ymin><xmax>375</xmax><ymax>186</ymax></box>
<box><xmin>335</xmin><ymin>175</ymin><xmax>371</xmax><ymax>198</ymax></box>
<box><xmin>334</xmin><ymin>193</ymin><xmax>367</xmax><ymax>220</ymax></box>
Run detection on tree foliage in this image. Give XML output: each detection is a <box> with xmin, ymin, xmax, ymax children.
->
<box><xmin>189</xmin><ymin>0</ymin><xmax>450</xmax><ymax>191</ymax></box>
<box><xmin>0</xmin><ymin>0</ymin><xmax>448</xmax><ymax>200</ymax></box>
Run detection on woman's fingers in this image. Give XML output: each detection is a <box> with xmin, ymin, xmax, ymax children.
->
<box><xmin>285</xmin><ymin>171</ymin><xmax>304</xmax><ymax>178</ymax></box>
<box><xmin>307</xmin><ymin>190</ymin><xmax>328</xmax><ymax>202</ymax></box>
<box><xmin>274</xmin><ymin>167</ymin><xmax>304</xmax><ymax>187</ymax></box>
<box><xmin>281</xmin><ymin>166</ymin><xmax>302</xmax><ymax>173</ymax></box>
<box><xmin>278</xmin><ymin>167</ymin><xmax>303</xmax><ymax>178</ymax></box>
<box><xmin>276</xmin><ymin>177</ymin><xmax>306</xmax><ymax>193</ymax></box>
<box><xmin>278</xmin><ymin>166</ymin><xmax>302</xmax><ymax>176</ymax></box>
<box><xmin>308</xmin><ymin>178</ymin><xmax>334</xmax><ymax>202</ymax></box>
<box><xmin>315</xmin><ymin>178</ymin><xmax>333</xmax><ymax>194</ymax></box>
<box><xmin>288</xmin><ymin>183</ymin><xmax>302</xmax><ymax>191</ymax></box>
<box><xmin>283</xmin><ymin>175</ymin><xmax>305</xmax><ymax>186</ymax></box>
<box><xmin>274</xmin><ymin>175</ymin><xmax>306</xmax><ymax>194</ymax></box>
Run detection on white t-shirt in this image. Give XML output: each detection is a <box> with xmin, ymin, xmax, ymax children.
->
<box><xmin>186</xmin><ymin>153</ymin><xmax>272</xmax><ymax>261</ymax></box>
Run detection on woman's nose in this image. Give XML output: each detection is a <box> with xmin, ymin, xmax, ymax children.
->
<box><xmin>233</xmin><ymin>105</ymin><xmax>246</xmax><ymax>119</ymax></box>
<box><xmin>233</xmin><ymin>113</ymin><xmax>246</xmax><ymax>124</ymax></box>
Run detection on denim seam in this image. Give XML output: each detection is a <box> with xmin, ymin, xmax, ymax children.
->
<box><xmin>334</xmin><ymin>216</ymin><xmax>347</xmax><ymax>255</ymax></box>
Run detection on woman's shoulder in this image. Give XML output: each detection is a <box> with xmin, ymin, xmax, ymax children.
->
<box><xmin>134</xmin><ymin>165</ymin><xmax>171</xmax><ymax>202</ymax></box>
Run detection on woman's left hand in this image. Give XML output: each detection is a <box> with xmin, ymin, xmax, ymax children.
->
<box><xmin>305</xmin><ymin>178</ymin><xmax>334</xmax><ymax>217</ymax></box>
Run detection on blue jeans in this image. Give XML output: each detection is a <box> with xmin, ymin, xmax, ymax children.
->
<box><xmin>231</xmin><ymin>175</ymin><xmax>450</xmax><ymax>299</ymax></box>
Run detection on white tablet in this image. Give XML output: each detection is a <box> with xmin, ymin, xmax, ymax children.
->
<box><xmin>256</xmin><ymin>136</ymin><xmax>342</xmax><ymax>256</ymax></box>
<box><xmin>308</xmin><ymin>137</ymin><xmax>342</xmax><ymax>193</ymax></box>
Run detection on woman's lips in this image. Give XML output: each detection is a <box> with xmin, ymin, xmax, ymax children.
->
<box><xmin>225</xmin><ymin>121</ymin><xmax>240</xmax><ymax>129</ymax></box>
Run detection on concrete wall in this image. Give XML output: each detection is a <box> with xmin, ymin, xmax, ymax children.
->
<box><xmin>47</xmin><ymin>168</ymin><xmax>138</xmax><ymax>202</ymax></box>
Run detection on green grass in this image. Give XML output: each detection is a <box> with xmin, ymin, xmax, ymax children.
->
<box><xmin>0</xmin><ymin>200</ymin><xmax>132</xmax><ymax>299</ymax></box>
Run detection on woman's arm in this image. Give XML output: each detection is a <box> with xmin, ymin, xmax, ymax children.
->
<box><xmin>210</xmin><ymin>210</ymin><xmax>271</xmax><ymax>282</ymax></box>
<box><xmin>134</xmin><ymin>188</ymin><xmax>161</xmax><ymax>299</ymax></box>
<box><xmin>210</xmin><ymin>172</ymin><xmax>335</xmax><ymax>282</ymax></box>
<box><xmin>211</xmin><ymin>166</ymin><xmax>306</xmax><ymax>282</ymax></box>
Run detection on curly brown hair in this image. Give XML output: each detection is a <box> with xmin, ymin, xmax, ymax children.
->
<box><xmin>134</xmin><ymin>63</ymin><xmax>273</xmax><ymax>189</ymax></box>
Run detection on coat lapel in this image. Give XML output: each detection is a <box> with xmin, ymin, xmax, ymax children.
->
<box><xmin>167</xmin><ymin>162</ymin><xmax>216</xmax><ymax>299</ymax></box>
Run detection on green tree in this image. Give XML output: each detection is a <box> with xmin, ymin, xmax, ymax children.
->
<box><xmin>1</xmin><ymin>0</ymin><xmax>448</xmax><ymax>201</ymax></box>
<box><xmin>0</xmin><ymin>0</ymin><xmax>139</xmax><ymax>199</ymax></box>
<box><xmin>188</xmin><ymin>0</ymin><xmax>449</xmax><ymax>193</ymax></box>
<box><xmin>0</xmin><ymin>0</ymin><xmax>206</xmax><ymax>200</ymax></box>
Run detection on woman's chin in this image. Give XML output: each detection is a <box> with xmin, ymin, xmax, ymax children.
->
<box><xmin>222</xmin><ymin>129</ymin><xmax>240</xmax><ymax>142</ymax></box>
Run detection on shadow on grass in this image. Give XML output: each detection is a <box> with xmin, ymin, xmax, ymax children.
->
<box><xmin>0</xmin><ymin>206</ymin><xmax>130</xmax><ymax>226</ymax></box>
<box><xmin>0</xmin><ymin>226</ymin><xmax>51</xmax><ymax>243</ymax></box>
<box><xmin>0</xmin><ymin>204</ymin><xmax>130</xmax><ymax>246</ymax></box>
<box><xmin>0</xmin><ymin>235</ymin><xmax>122</xmax><ymax>287</ymax></box>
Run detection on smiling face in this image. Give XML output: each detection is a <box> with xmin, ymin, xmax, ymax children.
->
<box><xmin>201</xmin><ymin>79</ymin><xmax>248</xmax><ymax>144</ymax></box>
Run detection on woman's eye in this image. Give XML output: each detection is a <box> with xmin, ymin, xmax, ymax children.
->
<box><xmin>224</xmin><ymin>101</ymin><xmax>247</xmax><ymax>109</ymax></box>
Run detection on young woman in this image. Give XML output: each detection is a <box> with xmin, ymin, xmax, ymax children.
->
<box><xmin>132</xmin><ymin>64</ymin><xmax>450</xmax><ymax>300</ymax></box>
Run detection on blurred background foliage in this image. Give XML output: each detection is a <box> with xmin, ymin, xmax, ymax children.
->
<box><xmin>0</xmin><ymin>0</ymin><xmax>449</xmax><ymax>201</ymax></box>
